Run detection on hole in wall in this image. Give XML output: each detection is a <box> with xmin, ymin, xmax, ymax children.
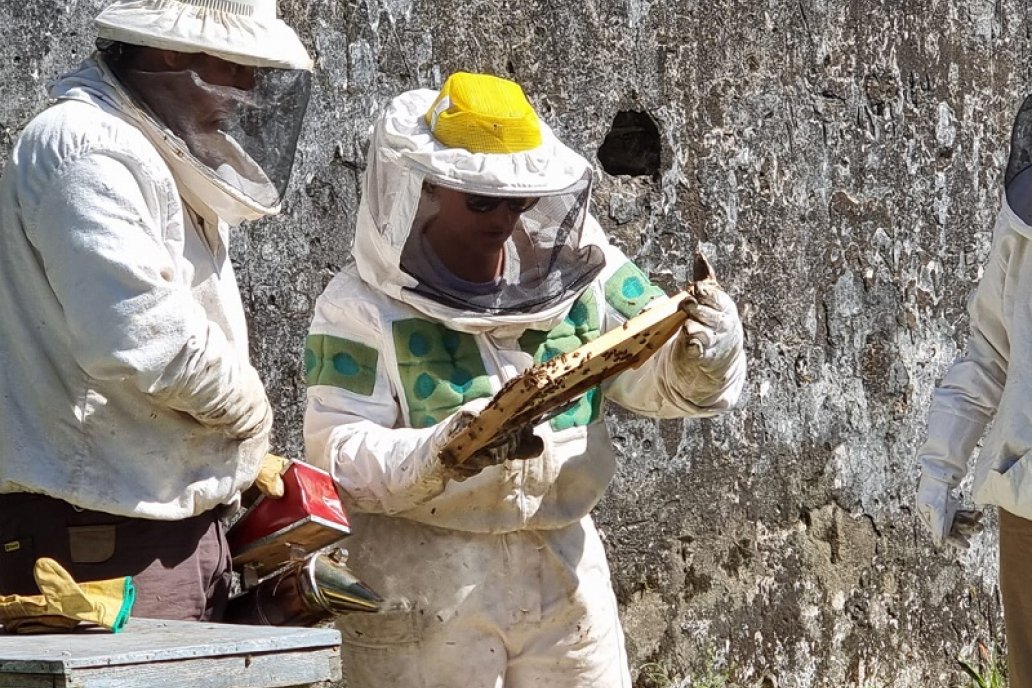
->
<box><xmin>597</xmin><ymin>110</ymin><xmax>661</xmax><ymax>177</ymax></box>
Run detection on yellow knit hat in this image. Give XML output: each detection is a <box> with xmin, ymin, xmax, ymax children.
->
<box><xmin>425</xmin><ymin>72</ymin><xmax>543</xmax><ymax>154</ymax></box>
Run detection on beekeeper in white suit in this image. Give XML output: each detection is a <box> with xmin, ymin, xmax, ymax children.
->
<box><xmin>0</xmin><ymin>0</ymin><xmax>311</xmax><ymax>621</ymax></box>
<box><xmin>305</xmin><ymin>72</ymin><xmax>747</xmax><ymax>687</ymax></box>
<box><xmin>915</xmin><ymin>95</ymin><xmax>1032</xmax><ymax>687</ymax></box>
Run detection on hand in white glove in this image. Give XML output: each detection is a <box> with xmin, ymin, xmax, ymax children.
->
<box><xmin>916</xmin><ymin>472</ymin><xmax>985</xmax><ymax>550</ymax></box>
<box><xmin>669</xmin><ymin>282</ymin><xmax>745</xmax><ymax>407</ymax></box>
<box><xmin>221</xmin><ymin>365</ymin><xmax>273</xmax><ymax>440</ymax></box>
<box><xmin>679</xmin><ymin>286</ymin><xmax>743</xmax><ymax>368</ymax></box>
<box><xmin>155</xmin><ymin>322</ymin><xmax>273</xmax><ymax>441</ymax></box>
<box><xmin>435</xmin><ymin>400</ymin><xmax>543</xmax><ymax>482</ymax></box>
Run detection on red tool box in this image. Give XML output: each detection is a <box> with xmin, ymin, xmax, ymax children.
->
<box><xmin>227</xmin><ymin>460</ymin><xmax>351</xmax><ymax>578</ymax></box>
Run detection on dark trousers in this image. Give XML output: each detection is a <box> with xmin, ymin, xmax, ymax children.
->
<box><xmin>1001</xmin><ymin>509</ymin><xmax>1032</xmax><ymax>688</ymax></box>
<box><xmin>0</xmin><ymin>493</ymin><xmax>232</xmax><ymax>621</ymax></box>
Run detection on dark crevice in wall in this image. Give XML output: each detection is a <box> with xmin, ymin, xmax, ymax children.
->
<box><xmin>597</xmin><ymin>110</ymin><xmax>661</xmax><ymax>177</ymax></box>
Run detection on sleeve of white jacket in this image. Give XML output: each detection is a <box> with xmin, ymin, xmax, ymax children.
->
<box><xmin>303</xmin><ymin>292</ymin><xmax>455</xmax><ymax>515</ymax></box>
<box><xmin>27</xmin><ymin>150</ymin><xmax>269</xmax><ymax>437</ymax></box>
<box><xmin>599</xmin><ymin>243</ymin><xmax>747</xmax><ymax>418</ymax></box>
<box><xmin>917</xmin><ymin>210</ymin><xmax>1013</xmax><ymax>485</ymax></box>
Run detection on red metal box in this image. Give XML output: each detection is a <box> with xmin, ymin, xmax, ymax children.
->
<box><xmin>228</xmin><ymin>461</ymin><xmax>351</xmax><ymax>577</ymax></box>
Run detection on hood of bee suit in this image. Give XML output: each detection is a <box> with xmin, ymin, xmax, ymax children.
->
<box><xmin>352</xmin><ymin>76</ymin><xmax>609</xmax><ymax>334</ymax></box>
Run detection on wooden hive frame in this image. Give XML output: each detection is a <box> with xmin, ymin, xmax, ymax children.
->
<box><xmin>440</xmin><ymin>253</ymin><xmax>717</xmax><ymax>466</ymax></box>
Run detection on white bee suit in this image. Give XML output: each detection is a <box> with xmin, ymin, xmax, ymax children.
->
<box><xmin>305</xmin><ymin>88</ymin><xmax>746</xmax><ymax>687</ymax></box>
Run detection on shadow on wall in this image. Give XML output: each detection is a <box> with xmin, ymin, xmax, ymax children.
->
<box><xmin>598</xmin><ymin>110</ymin><xmax>662</xmax><ymax>177</ymax></box>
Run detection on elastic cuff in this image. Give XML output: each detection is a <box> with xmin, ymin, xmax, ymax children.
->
<box><xmin>111</xmin><ymin>578</ymin><xmax>135</xmax><ymax>633</ymax></box>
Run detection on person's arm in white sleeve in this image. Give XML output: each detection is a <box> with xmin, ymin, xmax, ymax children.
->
<box><xmin>915</xmin><ymin>208</ymin><xmax>1013</xmax><ymax>547</ymax></box>
<box><xmin>921</xmin><ymin>220</ymin><xmax>1011</xmax><ymax>481</ymax></box>
<box><xmin>598</xmin><ymin>241</ymin><xmax>746</xmax><ymax>418</ymax></box>
<box><xmin>27</xmin><ymin>149</ymin><xmax>269</xmax><ymax>439</ymax></box>
<box><xmin>303</xmin><ymin>294</ymin><xmax>478</xmax><ymax>515</ymax></box>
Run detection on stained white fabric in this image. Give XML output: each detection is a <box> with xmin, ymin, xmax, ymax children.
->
<box><xmin>0</xmin><ymin>59</ymin><xmax>270</xmax><ymax>519</ymax></box>
<box><xmin>336</xmin><ymin>515</ymin><xmax>631</xmax><ymax>688</ymax></box>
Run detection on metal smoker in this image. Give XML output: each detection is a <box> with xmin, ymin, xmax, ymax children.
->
<box><xmin>224</xmin><ymin>460</ymin><xmax>382</xmax><ymax>626</ymax></box>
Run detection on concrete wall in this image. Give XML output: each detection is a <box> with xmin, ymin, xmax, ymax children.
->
<box><xmin>0</xmin><ymin>0</ymin><xmax>1022</xmax><ymax>685</ymax></box>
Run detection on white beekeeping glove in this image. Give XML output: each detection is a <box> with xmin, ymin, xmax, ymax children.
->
<box><xmin>916</xmin><ymin>473</ymin><xmax>984</xmax><ymax>549</ymax></box>
<box><xmin>670</xmin><ymin>282</ymin><xmax>745</xmax><ymax>407</ymax></box>
<box><xmin>914</xmin><ymin>411</ymin><xmax>986</xmax><ymax>550</ymax></box>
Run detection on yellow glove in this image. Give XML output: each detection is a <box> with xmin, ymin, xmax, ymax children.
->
<box><xmin>255</xmin><ymin>453</ymin><xmax>290</xmax><ymax>498</ymax></box>
<box><xmin>0</xmin><ymin>558</ymin><xmax>135</xmax><ymax>634</ymax></box>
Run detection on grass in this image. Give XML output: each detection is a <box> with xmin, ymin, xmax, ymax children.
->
<box><xmin>958</xmin><ymin>642</ymin><xmax>1007</xmax><ymax>688</ymax></box>
<box><xmin>636</xmin><ymin>658</ymin><xmax>734</xmax><ymax>688</ymax></box>
<box><xmin>637</xmin><ymin>662</ymin><xmax>674</xmax><ymax>688</ymax></box>
<box><xmin>687</xmin><ymin>668</ymin><xmax>735</xmax><ymax>688</ymax></box>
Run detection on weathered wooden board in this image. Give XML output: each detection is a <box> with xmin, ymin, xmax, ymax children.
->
<box><xmin>0</xmin><ymin>619</ymin><xmax>341</xmax><ymax>688</ymax></box>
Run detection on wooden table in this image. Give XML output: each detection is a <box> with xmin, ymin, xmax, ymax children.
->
<box><xmin>0</xmin><ymin>619</ymin><xmax>341</xmax><ymax>688</ymax></box>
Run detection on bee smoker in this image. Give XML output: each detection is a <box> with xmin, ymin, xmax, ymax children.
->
<box><xmin>224</xmin><ymin>547</ymin><xmax>382</xmax><ymax>626</ymax></box>
<box><xmin>224</xmin><ymin>460</ymin><xmax>382</xmax><ymax>626</ymax></box>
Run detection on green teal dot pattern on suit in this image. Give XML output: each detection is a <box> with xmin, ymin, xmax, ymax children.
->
<box><xmin>393</xmin><ymin>319</ymin><xmax>492</xmax><ymax>429</ymax></box>
<box><xmin>551</xmin><ymin>387</ymin><xmax>602</xmax><ymax>431</ymax></box>
<box><xmin>305</xmin><ymin>334</ymin><xmax>379</xmax><ymax>396</ymax></box>
<box><xmin>605</xmin><ymin>261</ymin><xmax>665</xmax><ymax>319</ymax></box>
<box><xmin>518</xmin><ymin>288</ymin><xmax>602</xmax><ymax>363</ymax></box>
<box><xmin>518</xmin><ymin>288</ymin><xmax>603</xmax><ymax>430</ymax></box>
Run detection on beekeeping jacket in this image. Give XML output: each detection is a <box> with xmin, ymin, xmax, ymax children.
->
<box><xmin>916</xmin><ymin>92</ymin><xmax>1032</xmax><ymax>522</ymax></box>
<box><xmin>0</xmin><ymin>58</ymin><xmax>273</xmax><ymax>519</ymax></box>
<box><xmin>919</xmin><ymin>191</ymin><xmax>1032</xmax><ymax>520</ymax></box>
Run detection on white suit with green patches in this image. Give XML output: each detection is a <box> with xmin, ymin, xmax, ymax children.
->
<box><xmin>304</xmin><ymin>88</ymin><xmax>746</xmax><ymax>687</ymax></box>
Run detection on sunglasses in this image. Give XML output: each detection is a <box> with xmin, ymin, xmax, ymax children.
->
<box><xmin>464</xmin><ymin>194</ymin><xmax>540</xmax><ymax>214</ymax></box>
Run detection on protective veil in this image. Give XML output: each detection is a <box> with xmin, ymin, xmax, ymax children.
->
<box><xmin>400</xmin><ymin>173</ymin><xmax>604</xmax><ymax>314</ymax></box>
<box><xmin>1007</xmin><ymin>94</ymin><xmax>1032</xmax><ymax>224</ymax></box>
<box><xmin>93</xmin><ymin>0</ymin><xmax>313</xmax><ymax>225</ymax></box>
<box><xmin>306</xmin><ymin>74</ymin><xmax>746</xmax><ymax>687</ymax></box>
<box><xmin>99</xmin><ymin>48</ymin><xmax>311</xmax><ymax>225</ymax></box>
<box><xmin>354</xmin><ymin>82</ymin><xmax>613</xmax><ymax>331</ymax></box>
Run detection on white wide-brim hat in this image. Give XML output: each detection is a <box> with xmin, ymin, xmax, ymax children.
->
<box><xmin>95</xmin><ymin>0</ymin><xmax>313</xmax><ymax>70</ymax></box>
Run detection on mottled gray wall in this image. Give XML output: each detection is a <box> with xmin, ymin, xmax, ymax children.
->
<box><xmin>0</xmin><ymin>0</ymin><xmax>1024</xmax><ymax>685</ymax></box>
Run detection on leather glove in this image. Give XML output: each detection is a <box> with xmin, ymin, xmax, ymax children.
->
<box><xmin>671</xmin><ymin>283</ymin><xmax>744</xmax><ymax>402</ymax></box>
<box><xmin>254</xmin><ymin>453</ymin><xmax>290</xmax><ymax>498</ymax></box>
<box><xmin>437</xmin><ymin>400</ymin><xmax>544</xmax><ymax>482</ymax></box>
<box><xmin>916</xmin><ymin>472</ymin><xmax>985</xmax><ymax>550</ymax></box>
<box><xmin>0</xmin><ymin>558</ymin><xmax>135</xmax><ymax>634</ymax></box>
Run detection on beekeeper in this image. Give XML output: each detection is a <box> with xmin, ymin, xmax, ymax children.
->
<box><xmin>0</xmin><ymin>0</ymin><xmax>311</xmax><ymax>622</ymax></box>
<box><xmin>305</xmin><ymin>72</ymin><xmax>747</xmax><ymax>686</ymax></box>
<box><xmin>915</xmin><ymin>94</ymin><xmax>1032</xmax><ymax>687</ymax></box>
